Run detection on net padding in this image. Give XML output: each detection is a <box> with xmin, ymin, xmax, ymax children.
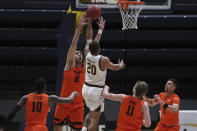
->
<box><xmin>118</xmin><ymin>0</ymin><xmax>144</xmax><ymax>30</ymax></box>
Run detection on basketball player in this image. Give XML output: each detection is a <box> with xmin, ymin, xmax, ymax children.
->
<box><xmin>82</xmin><ymin>17</ymin><xmax>125</xmax><ymax>131</ymax></box>
<box><xmin>53</xmin><ymin>15</ymin><xmax>105</xmax><ymax>131</ymax></box>
<box><xmin>102</xmin><ymin>81</ymin><xmax>151</xmax><ymax>131</ymax></box>
<box><xmin>0</xmin><ymin>78</ymin><xmax>78</xmax><ymax>131</ymax></box>
<box><xmin>143</xmin><ymin>79</ymin><xmax>180</xmax><ymax>131</ymax></box>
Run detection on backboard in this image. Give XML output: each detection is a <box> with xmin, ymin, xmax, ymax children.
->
<box><xmin>72</xmin><ymin>0</ymin><xmax>171</xmax><ymax>11</ymax></box>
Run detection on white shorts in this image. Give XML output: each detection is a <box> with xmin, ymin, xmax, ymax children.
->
<box><xmin>82</xmin><ymin>84</ymin><xmax>104</xmax><ymax>112</ymax></box>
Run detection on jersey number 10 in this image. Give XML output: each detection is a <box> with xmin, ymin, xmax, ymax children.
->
<box><xmin>32</xmin><ymin>101</ymin><xmax>42</xmax><ymax>112</ymax></box>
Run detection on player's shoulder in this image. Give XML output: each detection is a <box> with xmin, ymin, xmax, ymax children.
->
<box><xmin>172</xmin><ymin>93</ymin><xmax>180</xmax><ymax>99</ymax></box>
<box><xmin>159</xmin><ymin>92</ymin><xmax>166</xmax><ymax>96</ymax></box>
<box><xmin>101</xmin><ymin>56</ymin><xmax>110</xmax><ymax>62</ymax></box>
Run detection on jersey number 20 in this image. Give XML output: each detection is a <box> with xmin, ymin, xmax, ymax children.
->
<box><xmin>32</xmin><ymin>101</ymin><xmax>42</xmax><ymax>112</ymax></box>
<box><xmin>87</xmin><ymin>63</ymin><xmax>96</xmax><ymax>75</ymax></box>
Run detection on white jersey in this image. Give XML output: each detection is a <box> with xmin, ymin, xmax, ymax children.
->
<box><xmin>85</xmin><ymin>52</ymin><xmax>107</xmax><ymax>86</ymax></box>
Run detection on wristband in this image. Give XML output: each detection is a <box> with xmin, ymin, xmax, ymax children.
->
<box><xmin>98</xmin><ymin>29</ymin><xmax>103</xmax><ymax>34</ymax></box>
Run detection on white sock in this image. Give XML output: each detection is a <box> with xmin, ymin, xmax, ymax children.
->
<box><xmin>82</xmin><ymin>127</ymin><xmax>87</xmax><ymax>131</ymax></box>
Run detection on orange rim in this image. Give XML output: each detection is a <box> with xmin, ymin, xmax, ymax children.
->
<box><xmin>117</xmin><ymin>0</ymin><xmax>145</xmax><ymax>5</ymax></box>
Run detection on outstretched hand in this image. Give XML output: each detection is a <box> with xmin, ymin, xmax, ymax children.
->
<box><xmin>96</xmin><ymin>16</ymin><xmax>105</xmax><ymax>30</ymax></box>
<box><xmin>78</xmin><ymin>14</ymin><xmax>88</xmax><ymax>28</ymax></box>
<box><xmin>118</xmin><ymin>59</ymin><xmax>125</xmax><ymax>69</ymax></box>
<box><xmin>154</xmin><ymin>94</ymin><xmax>163</xmax><ymax>104</ymax></box>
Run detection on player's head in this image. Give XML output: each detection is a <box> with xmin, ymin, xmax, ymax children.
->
<box><xmin>89</xmin><ymin>41</ymin><xmax>100</xmax><ymax>55</ymax></box>
<box><xmin>33</xmin><ymin>78</ymin><xmax>46</xmax><ymax>93</ymax></box>
<box><xmin>133</xmin><ymin>81</ymin><xmax>149</xmax><ymax>97</ymax></box>
<box><xmin>164</xmin><ymin>78</ymin><xmax>178</xmax><ymax>93</ymax></box>
<box><xmin>75</xmin><ymin>50</ymin><xmax>83</xmax><ymax>63</ymax></box>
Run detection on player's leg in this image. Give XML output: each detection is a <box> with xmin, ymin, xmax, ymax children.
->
<box><xmin>53</xmin><ymin>104</ymin><xmax>69</xmax><ymax>131</ymax></box>
<box><xmin>88</xmin><ymin>110</ymin><xmax>102</xmax><ymax>131</ymax></box>
<box><xmin>82</xmin><ymin>84</ymin><xmax>91</xmax><ymax>131</ymax></box>
<box><xmin>83</xmin><ymin>86</ymin><xmax>104</xmax><ymax>131</ymax></box>
<box><xmin>69</xmin><ymin>106</ymin><xmax>84</xmax><ymax>131</ymax></box>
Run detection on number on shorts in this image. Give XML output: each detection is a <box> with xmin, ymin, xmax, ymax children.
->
<box><xmin>126</xmin><ymin>105</ymin><xmax>135</xmax><ymax>116</ymax></box>
<box><xmin>32</xmin><ymin>101</ymin><xmax>42</xmax><ymax>112</ymax></box>
<box><xmin>87</xmin><ymin>63</ymin><xmax>96</xmax><ymax>75</ymax></box>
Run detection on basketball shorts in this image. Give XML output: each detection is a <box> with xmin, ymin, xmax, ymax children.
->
<box><xmin>53</xmin><ymin>104</ymin><xmax>84</xmax><ymax>129</ymax></box>
<box><xmin>82</xmin><ymin>84</ymin><xmax>104</xmax><ymax>112</ymax></box>
<box><xmin>154</xmin><ymin>122</ymin><xmax>180</xmax><ymax>131</ymax></box>
<box><xmin>25</xmin><ymin>125</ymin><xmax>48</xmax><ymax>131</ymax></box>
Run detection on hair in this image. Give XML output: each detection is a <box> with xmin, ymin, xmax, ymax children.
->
<box><xmin>33</xmin><ymin>78</ymin><xmax>46</xmax><ymax>93</ymax></box>
<box><xmin>168</xmin><ymin>78</ymin><xmax>178</xmax><ymax>88</ymax></box>
<box><xmin>89</xmin><ymin>41</ymin><xmax>100</xmax><ymax>55</ymax></box>
<box><xmin>134</xmin><ymin>81</ymin><xmax>149</xmax><ymax>97</ymax></box>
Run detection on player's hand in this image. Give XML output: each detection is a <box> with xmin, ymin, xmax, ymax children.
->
<box><xmin>97</xmin><ymin>16</ymin><xmax>105</xmax><ymax>30</ymax></box>
<box><xmin>72</xmin><ymin>91</ymin><xmax>79</xmax><ymax>96</ymax></box>
<box><xmin>104</xmin><ymin>85</ymin><xmax>110</xmax><ymax>91</ymax></box>
<box><xmin>78</xmin><ymin>14</ymin><xmax>88</xmax><ymax>28</ymax></box>
<box><xmin>118</xmin><ymin>59</ymin><xmax>125</xmax><ymax>69</ymax></box>
<box><xmin>154</xmin><ymin>95</ymin><xmax>163</xmax><ymax>104</ymax></box>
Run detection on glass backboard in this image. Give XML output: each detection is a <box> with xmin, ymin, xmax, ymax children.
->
<box><xmin>72</xmin><ymin>0</ymin><xmax>171</xmax><ymax>11</ymax></box>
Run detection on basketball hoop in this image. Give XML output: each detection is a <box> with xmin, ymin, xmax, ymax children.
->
<box><xmin>117</xmin><ymin>0</ymin><xmax>145</xmax><ymax>30</ymax></box>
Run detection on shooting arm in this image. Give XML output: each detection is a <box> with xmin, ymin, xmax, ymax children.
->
<box><xmin>94</xmin><ymin>16</ymin><xmax>105</xmax><ymax>43</ymax></box>
<box><xmin>84</xmin><ymin>19</ymin><xmax>93</xmax><ymax>56</ymax></box>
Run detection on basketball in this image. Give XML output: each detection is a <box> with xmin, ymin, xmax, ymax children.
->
<box><xmin>86</xmin><ymin>5</ymin><xmax>101</xmax><ymax>19</ymax></box>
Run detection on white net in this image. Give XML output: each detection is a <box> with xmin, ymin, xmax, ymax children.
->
<box><xmin>119</xmin><ymin>3</ymin><xmax>144</xmax><ymax>30</ymax></box>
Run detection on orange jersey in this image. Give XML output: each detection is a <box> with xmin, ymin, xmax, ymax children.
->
<box><xmin>154</xmin><ymin>92</ymin><xmax>180</xmax><ymax>125</ymax></box>
<box><xmin>117</xmin><ymin>95</ymin><xmax>144</xmax><ymax>130</ymax></box>
<box><xmin>25</xmin><ymin>93</ymin><xmax>50</xmax><ymax>127</ymax></box>
<box><xmin>60</xmin><ymin>65</ymin><xmax>85</xmax><ymax>104</ymax></box>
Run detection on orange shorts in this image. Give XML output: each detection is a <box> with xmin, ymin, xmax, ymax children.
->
<box><xmin>154</xmin><ymin>122</ymin><xmax>180</xmax><ymax>131</ymax></box>
<box><xmin>53</xmin><ymin>103</ymin><xmax>84</xmax><ymax>129</ymax></box>
<box><xmin>25</xmin><ymin>125</ymin><xmax>48</xmax><ymax>131</ymax></box>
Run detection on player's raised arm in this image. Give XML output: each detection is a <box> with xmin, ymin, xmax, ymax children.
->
<box><xmin>102</xmin><ymin>85</ymin><xmax>126</xmax><ymax>102</ymax></box>
<box><xmin>142</xmin><ymin>102</ymin><xmax>151</xmax><ymax>127</ymax></box>
<box><xmin>65</xmin><ymin>15</ymin><xmax>87</xmax><ymax>70</ymax></box>
<box><xmin>84</xmin><ymin>19</ymin><xmax>93</xmax><ymax>56</ymax></box>
<box><xmin>94</xmin><ymin>16</ymin><xmax>105</xmax><ymax>43</ymax></box>
<box><xmin>84</xmin><ymin>16</ymin><xmax>105</xmax><ymax>56</ymax></box>
<box><xmin>48</xmin><ymin>91</ymin><xmax>79</xmax><ymax>106</ymax></box>
<box><xmin>101</xmin><ymin>57</ymin><xmax>125</xmax><ymax>71</ymax></box>
<box><xmin>1</xmin><ymin>95</ymin><xmax>28</xmax><ymax>128</ymax></box>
